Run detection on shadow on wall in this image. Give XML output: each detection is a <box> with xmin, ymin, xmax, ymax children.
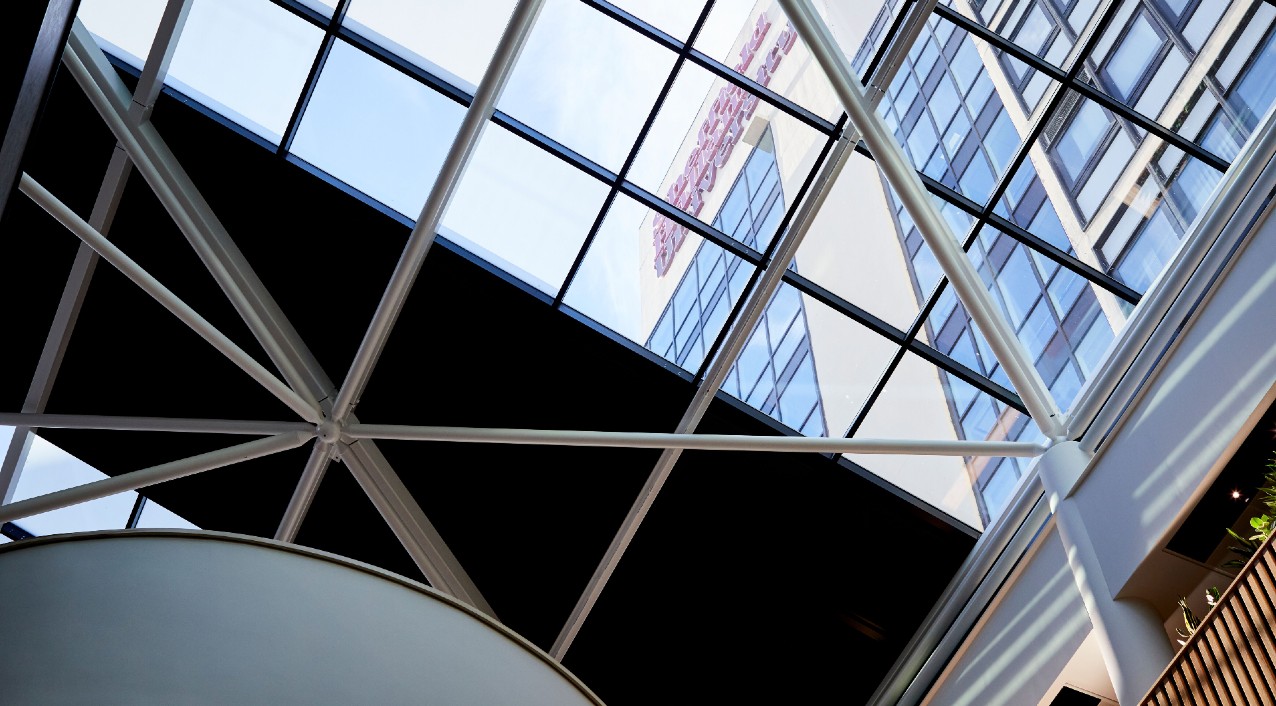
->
<box><xmin>923</xmin><ymin>530</ymin><xmax>1092</xmax><ymax>706</ymax></box>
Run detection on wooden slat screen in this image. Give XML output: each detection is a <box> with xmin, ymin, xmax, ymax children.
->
<box><xmin>1143</xmin><ymin>538</ymin><xmax>1276</xmax><ymax>705</ymax></box>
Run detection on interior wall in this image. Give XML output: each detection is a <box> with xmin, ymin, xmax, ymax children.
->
<box><xmin>921</xmin><ymin>526</ymin><xmax>1094</xmax><ymax>706</ymax></box>
<box><xmin>923</xmin><ymin>149</ymin><xmax>1276</xmax><ymax>705</ymax></box>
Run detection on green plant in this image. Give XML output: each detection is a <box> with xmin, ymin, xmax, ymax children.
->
<box><xmin>1176</xmin><ymin>586</ymin><xmax>1222</xmax><ymax>645</ymax></box>
<box><xmin>1222</xmin><ymin>455</ymin><xmax>1276</xmax><ymax>569</ymax></box>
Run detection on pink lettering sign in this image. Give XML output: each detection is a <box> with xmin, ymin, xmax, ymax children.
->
<box><xmin>651</xmin><ymin>16</ymin><xmax>797</xmax><ymax>277</ymax></box>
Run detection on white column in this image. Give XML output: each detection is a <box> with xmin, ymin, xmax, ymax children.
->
<box><xmin>1037</xmin><ymin>441</ymin><xmax>1174</xmax><ymax>705</ymax></box>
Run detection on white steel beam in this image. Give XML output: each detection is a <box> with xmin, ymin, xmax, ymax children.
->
<box><xmin>778</xmin><ymin>0</ymin><xmax>1066</xmax><ymax>441</ymax></box>
<box><xmin>63</xmin><ymin>23</ymin><xmax>326</xmax><ymax>413</ymax></box>
<box><xmin>273</xmin><ymin>440</ymin><xmax>333</xmax><ymax>542</ymax></box>
<box><xmin>62</xmin><ymin>24</ymin><xmax>492</xmax><ymax>607</ymax></box>
<box><xmin>0</xmin><ymin>432</ymin><xmax>310</xmax><ymax>525</ymax></box>
<box><xmin>0</xmin><ymin>2</ymin><xmax>194</xmax><ymax>504</ymax></box>
<box><xmin>36</xmin><ymin>12</ymin><xmax>499</xmax><ymax>613</ymax></box>
<box><xmin>329</xmin><ymin>0</ymin><xmax>545</xmax><ymax>422</ymax></box>
<box><xmin>19</xmin><ymin>173</ymin><xmax>319</xmax><ymax>422</ymax></box>
<box><xmin>339</xmin><ymin>440</ymin><xmax>496</xmax><ymax>616</ymax></box>
<box><xmin>0</xmin><ymin>413</ymin><xmax>312</xmax><ymax>436</ymax></box>
<box><xmin>345</xmin><ymin>424</ymin><xmax>1047</xmax><ymax>457</ymax></box>
<box><xmin>550</xmin><ymin>2</ymin><xmax>940</xmax><ymax>658</ymax></box>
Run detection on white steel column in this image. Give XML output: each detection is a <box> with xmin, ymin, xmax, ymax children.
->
<box><xmin>777</xmin><ymin>0</ymin><xmax>1066</xmax><ymax>441</ymax></box>
<box><xmin>63</xmin><ymin>22</ymin><xmax>325</xmax><ymax>413</ymax></box>
<box><xmin>552</xmin><ymin>2</ymin><xmax>944</xmax><ymax>658</ymax></box>
<box><xmin>1037</xmin><ymin>441</ymin><xmax>1175</xmax><ymax>705</ymax></box>
<box><xmin>338</xmin><ymin>440</ymin><xmax>495</xmax><ymax>617</ymax></box>
<box><xmin>0</xmin><ymin>413</ymin><xmax>312</xmax><ymax>436</ymax></box>
<box><xmin>59</xmin><ymin>21</ymin><xmax>494</xmax><ymax>610</ymax></box>
<box><xmin>344</xmin><ymin>424</ymin><xmax>1047</xmax><ymax>456</ymax></box>
<box><xmin>0</xmin><ymin>432</ymin><xmax>311</xmax><ymax>525</ymax></box>
<box><xmin>0</xmin><ymin>0</ymin><xmax>194</xmax><ymax>505</ymax></box>
<box><xmin>274</xmin><ymin>440</ymin><xmax>333</xmax><ymax>542</ymax></box>
<box><xmin>328</xmin><ymin>0</ymin><xmax>545</xmax><ymax>422</ymax></box>
<box><xmin>19</xmin><ymin>173</ymin><xmax>319</xmax><ymax>422</ymax></box>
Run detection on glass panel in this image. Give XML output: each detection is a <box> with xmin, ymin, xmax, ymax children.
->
<box><xmin>76</xmin><ymin>0</ymin><xmax>168</xmax><ymax>68</ymax></box>
<box><xmin>166</xmin><ymin>0</ymin><xmax>324</xmax><ymax>143</ymax></box>
<box><xmin>720</xmin><ymin>286</ymin><xmax>898</xmax><ymax>437</ymax></box>
<box><xmin>11</xmin><ymin>435</ymin><xmax>136</xmax><ymax>536</ymax></box>
<box><xmin>441</xmin><ymin>125</ymin><xmax>610</xmax><ymax>295</ymax></box>
<box><xmin>691</xmin><ymin>0</ymin><xmax>841</xmax><ymax>120</ymax></box>
<box><xmin>609</xmin><ymin>0</ymin><xmax>709</xmax><ymax>41</ymax></box>
<box><xmin>563</xmin><ymin>191</ymin><xmax>751</xmax><ymax>372</ymax></box>
<box><xmin>793</xmin><ymin>153</ymin><xmax>925</xmax><ymax>331</ymax></box>
<box><xmin>497</xmin><ymin>0</ymin><xmax>677</xmax><ymax>172</ymax></box>
<box><xmin>289</xmin><ymin>40</ymin><xmax>465</xmax><ymax>218</ymax></box>
<box><xmin>848</xmin><ymin>351</ymin><xmax>1041</xmax><ymax>529</ymax></box>
<box><xmin>343</xmin><ymin>0</ymin><xmax>517</xmax><ymax>92</ymax></box>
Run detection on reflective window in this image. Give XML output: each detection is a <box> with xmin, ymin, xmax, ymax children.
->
<box><xmin>1054</xmin><ymin>100</ymin><xmax>1112</xmax><ymax>184</ymax></box>
<box><xmin>1102</xmin><ymin>12</ymin><xmax>1165</xmax><ymax>102</ymax></box>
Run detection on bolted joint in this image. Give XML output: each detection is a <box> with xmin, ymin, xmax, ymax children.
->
<box><xmin>315</xmin><ymin>419</ymin><xmax>343</xmax><ymax>445</ymax></box>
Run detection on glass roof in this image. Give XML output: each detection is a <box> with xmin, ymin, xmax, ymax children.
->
<box><xmin>62</xmin><ymin>0</ymin><xmax>1276</xmax><ymax>533</ymax></box>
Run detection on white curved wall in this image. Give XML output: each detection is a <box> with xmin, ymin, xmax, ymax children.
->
<box><xmin>0</xmin><ymin>531</ymin><xmax>602</xmax><ymax>705</ymax></box>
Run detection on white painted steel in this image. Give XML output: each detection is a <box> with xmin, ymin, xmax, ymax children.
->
<box><xmin>63</xmin><ymin>24</ymin><xmax>325</xmax><ymax>416</ymax></box>
<box><xmin>778</xmin><ymin>0</ymin><xmax>1066</xmax><ymax>441</ymax></box>
<box><xmin>551</xmin><ymin>4</ymin><xmax>943</xmax><ymax>658</ymax></box>
<box><xmin>273</xmin><ymin>441</ymin><xmax>333</xmax><ymax>542</ymax></box>
<box><xmin>18</xmin><ymin>173</ymin><xmax>319</xmax><ymax>422</ymax></box>
<box><xmin>339</xmin><ymin>440</ymin><xmax>497</xmax><ymax>617</ymax></box>
<box><xmin>346</xmin><ymin>423</ymin><xmax>1047</xmax><ymax>456</ymax></box>
<box><xmin>0</xmin><ymin>4</ymin><xmax>191</xmax><ymax>504</ymax></box>
<box><xmin>0</xmin><ymin>412</ymin><xmax>312</xmax><ymax>436</ymax></box>
<box><xmin>330</xmin><ymin>0</ymin><xmax>546</xmax><ymax>422</ymax></box>
<box><xmin>61</xmin><ymin>23</ymin><xmax>489</xmax><ymax>608</ymax></box>
<box><xmin>0</xmin><ymin>433</ymin><xmax>310</xmax><ymax>525</ymax></box>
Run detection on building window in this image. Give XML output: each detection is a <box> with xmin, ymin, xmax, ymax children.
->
<box><xmin>1100</xmin><ymin>10</ymin><xmax>1169</xmax><ymax>103</ymax></box>
<box><xmin>645</xmin><ymin>129</ymin><xmax>827</xmax><ymax>437</ymax></box>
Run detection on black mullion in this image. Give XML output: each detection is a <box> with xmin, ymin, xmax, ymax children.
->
<box><xmin>845</xmin><ymin>276</ymin><xmax>955</xmax><ymax>438</ymax></box>
<box><xmin>986</xmin><ymin>212</ymin><xmax>1140</xmax><ymax>303</ymax></box>
<box><xmin>553</xmin><ymin>1</ymin><xmax>718</xmax><ymax>307</ymax></box>
<box><xmin>781</xmin><ymin>268</ymin><xmax>1025</xmax><ymax>412</ymax></box>
<box><xmin>936</xmin><ymin>3</ymin><xmax>1228</xmax><ymax>188</ymax></box>
<box><xmin>687</xmin><ymin>49</ymin><xmax>838</xmax><ymax>134</ymax></box>
<box><xmin>692</xmin><ymin>116</ymin><xmax>846</xmax><ymax>382</ymax></box>
<box><xmin>853</xmin><ymin>139</ymin><xmax>1140</xmax><ymax>303</ymax></box>
<box><xmin>311</xmin><ymin>9</ymin><xmax>761</xmax><ymax>272</ymax></box>
<box><xmin>578</xmin><ymin>0</ymin><xmax>683</xmax><ymax>52</ymax></box>
<box><xmin>267</xmin><ymin>0</ymin><xmax>331</xmax><ymax>27</ymax></box>
<box><xmin>863</xmin><ymin>0</ymin><xmax>919</xmax><ymax>86</ymax></box>
<box><xmin>783</xmin><ymin>271</ymin><xmax>909</xmax><ymax>345</ymax></box>
<box><xmin>126</xmin><ymin>494</ymin><xmax>147</xmax><ymax>529</ymax></box>
<box><xmin>845</xmin><ymin>346</ymin><xmax>909</xmax><ymax>438</ymax></box>
<box><xmin>491</xmin><ymin>110</ymin><xmax>617</xmax><ymax>183</ymax></box>
<box><xmin>335</xmin><ymin>26</ymin><xmax>473</xmax><ymax>107</ymax></box>
<box><xmin>619</xmin><ymin>182</ymin><xmax>763</xmax><ymax>265</ymax></box>
<box><xmin>278</xmin><ymin>0</ymin><xmax>351</xmax><ymax>156</ymax></box>
<box><xmin>578</xmin><ymin>0</ymin><xmax>837</xmax><ymax>135</ymax></box>
<box><xmin>908</xmin><ymin>339</ymin><xmax>1028</xmax><ymax>413</ymax></box>
<box><xmin>1070</xmin><ymin>80</ymin><xmax>1229</xmax><ymax>171</ymax></box>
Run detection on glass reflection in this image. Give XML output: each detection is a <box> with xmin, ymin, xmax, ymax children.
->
<box><xmin>290</xmin><ymin>41</ymin><xmax>465</xmax><ymax>218</ymax></box>
<box><xmin>166</xmin><ymin>0</ymin><xmax>324</xmax><ymax>143</ymax></box>
<box><xmin>343</xmin><ymin>0</ymin><xmax>516</xmax><ymax>93</ymax></box>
